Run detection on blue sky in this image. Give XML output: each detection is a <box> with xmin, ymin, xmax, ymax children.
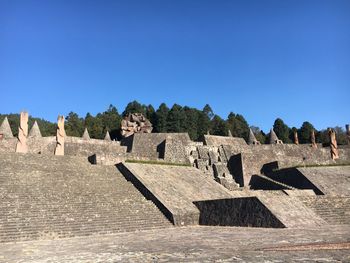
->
<box><xmin>0</xmin><ymin>0</ymin><xmax>349</xmax><ymax>132</ymax></box>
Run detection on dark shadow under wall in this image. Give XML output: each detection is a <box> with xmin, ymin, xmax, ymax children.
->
<box><xmin>193</xmin><ymin>197</ymin><xmax>285</xmax><ymax>228</ymax></box>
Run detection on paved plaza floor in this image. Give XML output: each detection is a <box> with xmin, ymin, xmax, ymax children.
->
<box><xmin>0</xmin><ymin>225</ymin><xmax>349</xmax><ymax>262</ymax></box>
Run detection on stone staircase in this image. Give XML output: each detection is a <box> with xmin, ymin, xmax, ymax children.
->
<box><xmin>299</xmin><ymin>196</ymin><xmax>350</xmax><ymax>225</ymax></box>
<box><xmin>0</xmin><ymin>153</ymin><xmax>172</xmax><ymax>243</ymax></box>
<box><xmin>256</xmin><ymin>193</ymin><xmax>327</xmax><ymax>228</ymax></box>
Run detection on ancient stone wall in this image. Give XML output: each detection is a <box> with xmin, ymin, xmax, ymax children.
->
<box><xmin>122</xmin><ymin>133</ymin><xmax>191</xmax><ymax>162</ymax></box>
<box><xmin>65</xmin><ymin>136</ymin><xmax>127</xmax><ymax>165</ymax></box>
<box><xmin>265</xmin><ymin>166</ymin><xmax>350</xmax><ymax>196</ymax></box>
<box><xmin>163</xmin><ymin>138</ymin><xmax>190</xmax><ymax>164</ymax></box>
<box><xmin>193</xmin><ymin>197</ymin><xmax>285</xmax><ymax>228</ymax></box>
<box><xmin>203</xmin><ymin>135</ymin><xmax>247</xmax><ymax>147</ymax></box>
<box><xmin>0</xmin><ymin>138</ymin><xmax>17</xmax><ymax>153</ymax></box>
<box><xmin>28</xmin><ymin>137</ymin><xmax>56</xmax><ymax>154</ymax></box>
<box><xmin>224</xmin><ymin>144</ymin><xmax>350</xmax><ymax>187</ymax></box>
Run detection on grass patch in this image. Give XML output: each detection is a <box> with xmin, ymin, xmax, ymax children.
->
<box><xmin>272</xmin><ymin>162</ymin><xmax>350</xmax><ymax>171</ymax></box>
<box><xmin>125</xmin><ymin>159</ymin><xmax>191</xmax><ymax>167</ymax></box>
<box><xmin>294</xmin><ymin>163</ymin><xmax>350</xmax><ymax>168</ymax></box>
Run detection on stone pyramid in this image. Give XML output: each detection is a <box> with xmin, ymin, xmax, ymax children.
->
<box><xmin>0</xmin><ymin>117</ymin><xmax>14</xmax><ymax>138</ymax></box>
<box><xmin>228</xmin><ymin>130</ymin><xmax>233</xmax><ymax>137</ymax></box>
<box><xmin>248</xmin><ymin>128</ymin><xmax>260</xmax><ymax>145</ymax></box>
<box><xmin>28</xmin><ymin>121</ymin><xmax>42</xmax><ymax>138</ymax></box>
<box><xmin>104</xmin><ymin>131</ymin><xmax>111</xmax><ymax>141</ymax></box>
<box><xmin>269</xmin><ymin>128</ymin><xmax>283</xmax><ymax>144</ymax></box>
<box><xmin>82</xmin><ymin>128</ymin><xmax>90</xmax><ymax>140</ymax></box>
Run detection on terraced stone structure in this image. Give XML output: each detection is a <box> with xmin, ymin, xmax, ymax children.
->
<box><xmin>0</xmin><ymin>112</ymin><xmax>350</xmax><ymax>261</ymax></box>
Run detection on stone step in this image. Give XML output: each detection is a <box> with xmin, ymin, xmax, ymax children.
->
<box><xmin>0</xmin><ymin>225</ymin><xmax>172</xmax><ymax>243</ymax></box>
<box><xmin>298</xmin><ymin>196</ymin><xmax>350</xmax><ymax>225</ymax></box>
<box><xmin>0</xmin><ymin>152</ymin><xmax>173</xmax><ymax>242</ymax></box>
<box><xmin>256</xmin><ymin>194</ymin><xmax>327</xmax><ymax>228</ymax></box>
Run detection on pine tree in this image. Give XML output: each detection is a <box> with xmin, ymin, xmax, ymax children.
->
<box><xmin>226</xmin><ymin>112</ymin><xmax>249</xmax><ymax>141</ymax></box>
<box><xmin>210</xmin><ymin>115</ymin><xmax>228</xmax><ymax>136</ymax></box>
<box><xmin>299</xmin><ymin>121</ymin><xmax>315</xmax><ymax>144</ymax></box>
<box><xmin>154</xmin><ymin>103</ymin><xmax>169</xmax><ymax>133</ymax></box>
<box><xmin>273</xmin><ymin>118</ymin><xmax>291</xmax><ymax>143</ymax></box>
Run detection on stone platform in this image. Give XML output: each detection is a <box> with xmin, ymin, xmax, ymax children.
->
<box><xmin>0</xmin><ymin>225</ymin><xmax>349</xmax><ymax>262</ymax></box>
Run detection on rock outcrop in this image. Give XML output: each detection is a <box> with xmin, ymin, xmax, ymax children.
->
<box><xmin>121</xmin><ymin>113</ymin><xmax>153</xmax><ymax>138</ymax></box>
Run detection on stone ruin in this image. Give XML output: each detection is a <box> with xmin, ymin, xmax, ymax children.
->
<box><xmin>82</xmin><ymin>127</ymin><xmax>90</xmax><ymax>140</ymax></box>
<box><xmin>54</xmin><ymin>115</ymin><xmax>65</xmax><ymax>156</ymax></box>
<box><xmin>121</xmin><ymin>113</ymin><xmax>152</xmax><ymax>138</ymax></box>
<box><xmin>328</xmin><ymin>128</ymin><xmax>339</xmax><ymax>160</ymax></box>
<box><xmin>269</xmin><ymin>128</ymin><xmax>283</xmax><ymax>144</ymax></box>
<box><xmin>0</xmin><ymin>116</ymin><xmax>14</xmax><ymax>139</ymax></box>
<box><xmin>15</xmin><ymin>112</ymin><xmax>29</xmax><ymax>153</ymax></box>
<box><xmin>0</xmin><ymin>110</ymin><xmax>350</xmax><ymax>261</ymax></box>
<box><xmin>248</xmin><ymin>128</ymin><xmax>260</xmax><ymax>145</ymax></box>
<box><xmin>28</xmin><ymin>121</ymin><xmax>42</xmax><ymax>138</ymax></box>
<box><xmin>294</xmin><ymin>130</ymin><xmax>299</xmax><ymax>145</ymax></box>
<box><xmin>310</xmin><ymin>129</ymin><xmax>317</xmax><ymax>148</ymax></box>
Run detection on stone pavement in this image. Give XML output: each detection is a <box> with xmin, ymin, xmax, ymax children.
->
<box><xmin>0</xmin><ymin>225</ymin><xmax>349</xmax><ymax>262</ymax></box>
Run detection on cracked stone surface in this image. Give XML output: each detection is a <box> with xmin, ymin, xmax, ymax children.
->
<box><xmin>0</xmin><ymin>225</ymin><xmax>349</xmax><ymax>262</ymax></box>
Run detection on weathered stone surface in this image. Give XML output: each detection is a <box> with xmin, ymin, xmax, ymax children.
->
<box><xmin>121</xmin><ymin>113</ymin><xmax>152</xmax><ymax>138</ymax></box>
<box><xmin>0</xmin><ymin>152</ymin><xmax>171</xmax><ymax>243</ymax></box>
<box><xmin>311</xmin><ymin>129</ymin><xmax>317</xmax><ymax>148</ymax></box>
<box><xmin>28</xmin><ymin>120</ymin><xmax>42</xmax><ymax>138</ymax></box>
<box><xmin>0</xmin><ymin>117</ymin><xmax>13</xmax><ymax>138</ymax></box>
<box><xmin>82</xmin><ymin>127</ymin><xmax>90</xmax><ymax>140</ymax></box>
<box><xmin>296</xmin><ymin>166</ymin><xmax>350</xmax><ymax>196</ymax></box>
<box><xmin>15</xmin><ymin>111</ymin><xmax>28</xmax><ymax>153</ymax></box>
<box><xmin>328</xmin><ymin>128</ymin><xmax>339</xmax><ymax>160</ymax></box>
<box><xmin>194</xmin><ymin>197</ymin><xmax>284</xmax><ymax>227</ymax></box>
<box><xmin>197</xmin><ymin>145</ymin><xmax>210</xmax><ymax>160</ymax></box>
<box><xmin>299</xmin><ymin>195</ymin><xmax>350</xmax><ymax>225</ymax></box>
<box><xmin>122</xmin><ymin>133</ymin><xmax>191</xmax><ymax>162</ymax></box>
<box><xmin>65</xmin><ymin>136</ymin><xmax>127</xmax><ymax>165</ymax></box>
<box><xmin>213</xmin><ymin>163</ymin><xmax>231</xmax><ymax>179</ymax></box>
<box><xmin>269</xmin><ymin>128</ymin><xmax>283</xmax><ymax>144</ymax></box>
<box><xmin>104</xmin><ymin>130</ymin><xmax>111</xmax><ymax>141</ymax></box>
<box><xmin>203</xmin><ymin>135</ymin><xmax>247</xmax><ymax>147</ymax></box>
<box><xmin>248</xmin><ymin>128</ymin><xmax>261</xmax><ymax>145</ymax></box>
<box><xmin>208</xmin><ymin>150</ymin><xmax>218</xmax><ymax>165</ymax></box>
<box><xmin>1</xmin><ymin>225</ymin><xmax>349</xmax><ymax>262</ymax></box>
<box><xmin>195</xmin><ymin>158</ymin><xmax>208</xmax><ymax>170</ymax></box>
<box><xmin>226</xmin><ymin>144</ymin><xmax>344</xmax><ymax>187</ymax></box>
<box><xmin>163</xmin><ymin>137</ymin><xmax>190</xmax><ymax>164</ymax></box>
<box><xmin>119</xmin><ymin>162</ymin><xmax>233</xmax><ymax>226</ymax></box>
<box><xmin>54</xmin><ymin>115</ymin><xmax>65</xmax><ymax>156</ymax></box>
<box><xmin>294</xmin><ymin>130</ymin><xmax>299</xmax><ymax>145</ymax></box>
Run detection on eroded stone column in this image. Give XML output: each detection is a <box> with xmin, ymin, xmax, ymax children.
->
<box><xmin>311</xmin><ymin>129</ymin><xmax>317</xmax><ymax>148</ymax></box>
<box><xmin>15</xmin><ymin>112</ymin><xmax>28</xmax><ymax>153</ymax></box>
<box><xmin>294</xmin><ymin>130</ymin><xmax>299</xmax><ymax>145</ymax></box>
<box><xmin>328</xmin><ymin>128</ymin><xmax>339</xmax><ymax>160</ymax></box>
<box><xmin>54</xmin><ymin>115</ymin><xmax>65</xmax><ymax>156</ymax></box>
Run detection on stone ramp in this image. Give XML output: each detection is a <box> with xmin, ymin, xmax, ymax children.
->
<box><xmin>256</xmin><ymin>193</ymin><xmax>327</xmax><ymax>228</ymax></box>
<box><xmin>296</xmin><ymin>166</ymin><xmax>350</xmax><ymax>195</ymax></box>
<box><xmin>299</xmin><ymin>196</ymin><xmax>350</xmax><ymax>225</ymax></box>
<box><xmin>118</xmin><ymin>163</ymin><xmax>325</xmax><ymax>228</ymax></box>
<box><xmin>118</xmin><ymin>162</ymin><xmax>233</xmax><ymax>225</ymax></box>
<box><xmin>0</xmin><ymin>153</ymin><xmax>172</xmax><ymax>243</ymax></box>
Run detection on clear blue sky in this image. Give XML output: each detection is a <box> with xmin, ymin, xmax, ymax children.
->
<box><xmin>1</xmin><ymin>0</ymin><xmax>349</xmax><ymax>132</ymax></box>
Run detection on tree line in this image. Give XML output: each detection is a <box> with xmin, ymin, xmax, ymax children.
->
<box><xmin>0</xmin><ymin>100</ymin><xmax>348</xmax><ymax>145</ymax></box>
